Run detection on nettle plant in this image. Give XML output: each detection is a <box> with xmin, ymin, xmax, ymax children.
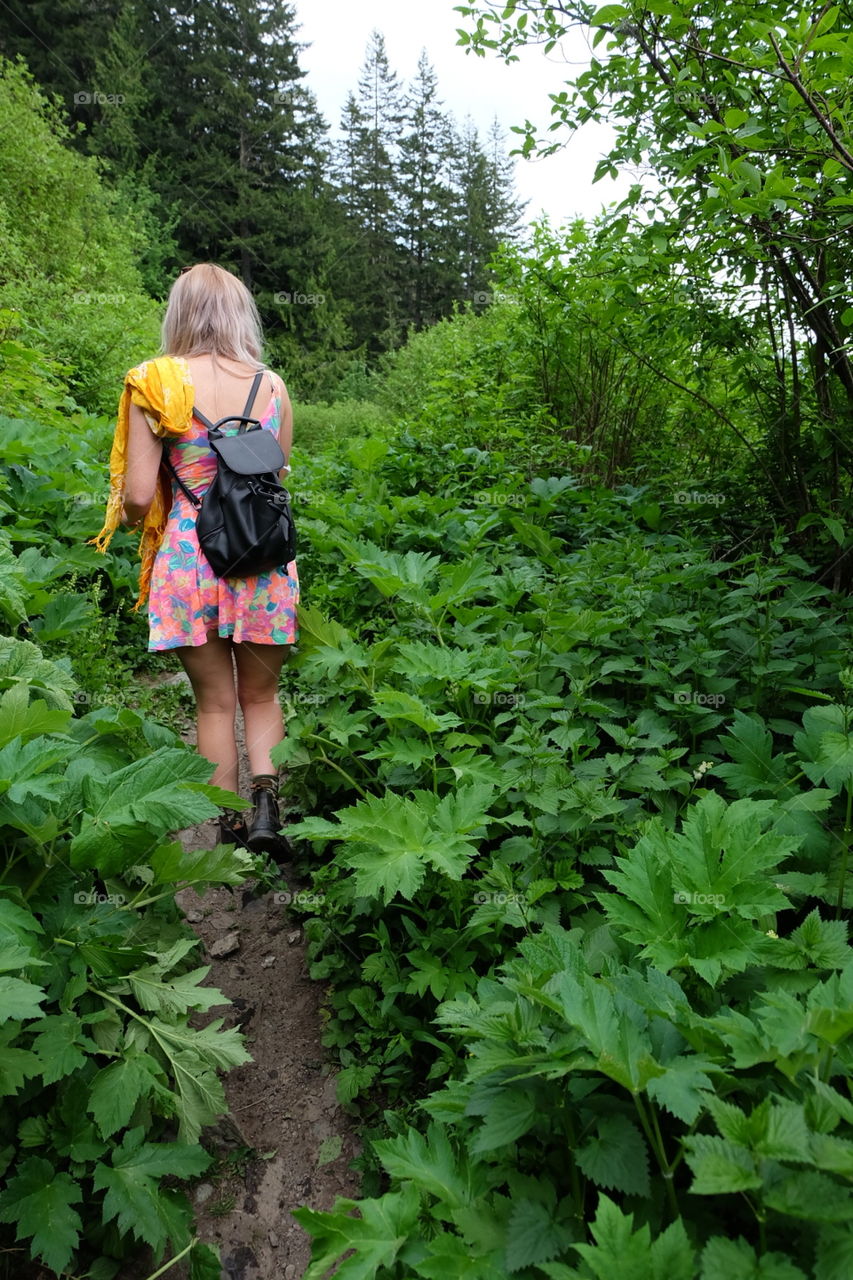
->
<box><xmin>276</xmin><ymin>443</ymin><xmax>850</xmax><ymax>1105</ymax></box>
<box><xmin>0</xmin><ymin>635</ymin><xmax>253</xmax><ymax>1279</ymax></box>
<box><xmin>276</xmin><ymin>443</ymin><xmax>853</xmax><ymax>1275</ymax></box>
<box><xmin>295</xmin><ymin>781</ymin><xmax>853</xmax><ymax>1278</ymax></box>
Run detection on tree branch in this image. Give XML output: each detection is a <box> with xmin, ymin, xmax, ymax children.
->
<box><xmin>767</xmin><ymin>29</ymin><xmax>853</xmax><ymax>172</ymax></box>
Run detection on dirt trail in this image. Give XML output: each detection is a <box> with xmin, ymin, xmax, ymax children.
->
<box><xmin>166</xmin><ymin>680</ymin><xmax>362</xmax><ymax>1280</ymax></box>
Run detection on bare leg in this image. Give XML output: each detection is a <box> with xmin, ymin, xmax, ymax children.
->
<box><xmin>234</xmin><ymin>641</ymin><xmax>291</xmax><ymax>776</ymax></box>
<box><xmin>176</xmin><ymin>632</ymin><xmax>239</xmax><ymax>792</ymax></box>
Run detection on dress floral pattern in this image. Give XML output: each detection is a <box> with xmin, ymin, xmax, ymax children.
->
<box><xmin>146</xmin><ymin>382</ymin><xmax>299</xmax><ymax>651</ymax></box>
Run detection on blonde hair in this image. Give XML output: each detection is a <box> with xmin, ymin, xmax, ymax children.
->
<box><xmin>161</xmin><ymin>263</ymin><xmax>264</xmax><ymax>367</ymax></box>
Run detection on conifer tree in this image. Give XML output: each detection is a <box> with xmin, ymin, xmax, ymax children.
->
<box><xmin>397</xmin><ymin>51</ymin><xmax>457</xmax><ymax>329</ymax></box>
<box><xmin>446</xmin><ymin>117</ymin><xmax>493</xmax><ymax>301</ymax></box>
<box><xmin>135</xmin><ymin>1</ymin><xmax>346</xmax><ymax>365</ymax></box>
<box><xmin>445</xmin><ymin>115</ymin><xmax>526</xmax><ymax>304</ymax></box>
<box><xmin>485</xmin><ymin>117</ymin><xmax>526</xmax><ymax>246</ymax></box>
<box><xmin>0</xmin><ymin>0</ymin><xmax>120</xmax><ymax>116</ymax></box>
<box><xmin>337</xmin><ymin>30</ymin><xmax>406</xmax><ymax>354</ymax></box>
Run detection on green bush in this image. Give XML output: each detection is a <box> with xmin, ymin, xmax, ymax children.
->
<box><xmin>0</xmin><ymin>341</ymin><xmax>262</xmax><ymax>1276</ymax></box>
<box><xmin>0</xmin><ymin>58</ymin><xmax>160</xmax><ymax>413</ymax></box>
<box><xmin>375</xmin><ymin>303</ymin><xmax>558</xmax><ymax>464</ymax></box>
<box><xmin>293</xmin><ymin>399</ymin><xmax>393</xmax><ymax>458</ymax></box>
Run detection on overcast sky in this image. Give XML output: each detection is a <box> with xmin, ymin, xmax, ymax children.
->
<box><xmin>291</xmin><ymin>0</ymin><xmax>636</xmax><ymax>233</ymax></box>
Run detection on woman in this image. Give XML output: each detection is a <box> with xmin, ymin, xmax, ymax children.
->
<box><xmin>91</xmin><ymin>263</ymin><xmax>298</xmax><ymax>857</ymax></box>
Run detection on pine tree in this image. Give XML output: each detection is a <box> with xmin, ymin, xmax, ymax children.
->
<box><xmin>334</xmin><ymin>30</ymin><xmax>405</xmax><ymax>354</ymax></box>
<box><xmin>397</xmin><ymin>50</ymin><xmax>457</xmax><ymax>330</ymax></box>
<box><xmin>334</xmin><ymin>92</ymin><xmax>368</xmax><ymax>199</ymax></box>
<box><xmin>355</xmin><ymin>30</ymin><xmax>402</xmax><ymax>240</ymax></box>
<box><xmin>445</xmin><ymin>115</ymin><xmax>526</xmax><ymax>305</ymax></box>
<box><xmin>0</xmin><ymin>0</ymin><xmax>122</xmax><ymax>117</ymax></box>
<box><xmin>88</xmin><ymin>1</ymin><xmax>151</xmax><ymax>171</ymax></box>
<box><xmin>485</xmin><ymin>117</ymin><xmax>526</xmax><ymax>245</ymax></box>
<box><xmin>446</xmin><ymin>117</ymin><xmax>491</xmax><ymax>301</ymax></box>
<box><xmin>132</xmin><ymin>1</ymin><xmax>347</xmax><ymax>367</ymax></box>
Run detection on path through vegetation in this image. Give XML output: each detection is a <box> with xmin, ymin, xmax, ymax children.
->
<box><xmin>169</xmin><ymin>676</ymin><xmax>361</xmax><ymax>1279</ymax></box>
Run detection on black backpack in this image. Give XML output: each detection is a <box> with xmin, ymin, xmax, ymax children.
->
<box><xmin>162</xmin><ymin>369</ymin><xmax>296</xmax><ymax>579</ymax></box>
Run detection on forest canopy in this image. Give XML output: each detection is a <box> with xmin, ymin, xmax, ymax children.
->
<box><xmin>0</xmin><ymin>2</ymin><xmax>524</xmax><ymax>399</ymax></box>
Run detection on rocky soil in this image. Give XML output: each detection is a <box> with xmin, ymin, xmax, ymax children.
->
<box><xmin>141</xmin><ymin>687</ymin><xmax>362</xmax><ymax>1280</ymax></box>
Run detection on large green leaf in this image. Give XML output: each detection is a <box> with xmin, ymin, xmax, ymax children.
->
<box><xmin>93</xmin><ymin>1125</ymin><xmax>209</xmax><ymax>1252</ymax></box>
<box><xmin>371</xmin><ymin>687</ymin><xmax>463</xmax><ymax>733</ymax></box>
<box><xmin>601</xmin><ymin>791</ymin><xmax>801</xmax><ymax>984</ymax></box>
<box><xmin>567</xmin><ymin>1194</ymin><xmax>695</xmax><ymax>1280</ymax></box>
<box><xmin>505</xmin><ymin>1197</ymin><xmax>575</xmax><ymax>1272</ymax></box>
<box><xmin>0</xmin><ymin>1156</ymin><xmax>82</xmax><ymax>1274</ymax></box>
<box><xmin>31</xmin><ymin>591</ymin><xmax>95</xmax><ymax>643</ymax></box>
<box><xmin>87</xmin><ymin>1053</ymin><xmax>166</xmax><ymax>1138</ymax></box>
<box><xmin>412</xmin><ymin>1231</ymin><xmax>510</xmax><ymax>1279</ymax></box>
<box><xmin>794</xmin><ymin>705</ymin><xmax>853</xmax><ymax>793</ymax></box>
<box><xmin>466</xmin><ymin>1085</ymin><xmax>539</xmax><ymax>1154</ymax></box>
<box><xmin>31</xmin><ymin>1012</ymin><xmax>96</xmax><ymax>1083</ymax></box>
<box><xmin>575</xmin><ymin>1115</ymin><xmax>651</xmax><ymax>1197</ymax></box>
<box><xmin>349</xmin><ymin>541</ymin><xmax>441</xmax><ymax>599</ymax></box>
<box><xmin>325</xmin><ymin>786</ymin><xmax>491</xmax><ymax>901</ymax></box>
<box><xmin>141</xmin><ymin>1019</ymin><xmax>251</xmax><ymax>1143</ymax></box>
<box><xmin>126</xmin><ymin>964</ymin><xmax>228</xmax><ymax>1017</ymax></box>
<box><xmin>0</xmin><ymin>635</ymin><xmax>76</xmax><ymax>709</ymax></box>
<box><xmin>0</xmin><ymin>733</ymin><xmax>73</xmax><ymax>805</ymax></box>
<box><xmin>0</xmin><ymin>684</ymin><xmax>70</xmax><ymax>748</ymax></box>
<box><xmin>373</xmin><ymin>1122</ymin><xmax>482</xmax><ymax>1211</ymax></box>
<box><xmin>552</xmin><ymin>969</ymin><xmax>665</xmax><ymax>1093</ymax></box>
<box><xmin>149</xmin><ymin>839</ymin><xmax>253</xmax><ymax>890</ymax></box>
<box><xmin>293</xmin><ymin>1184</ymin><xmax>422</xmax><ymax>1280</ymax></box>
<box><xmin>0</xmin><ymin>975</ymin><xmax>47</xmax><ymax>1024</ymax></box>
<box><xmin>71</xmin><ymin>748</ymin><xmax>223</xmax><ymax>874</ymax></box>
<box><xmin>683</xmin><ymin>1135</ymin><xmax>763</xmax><ymax>1194</ymax></box>
<box><xmin>700</xmin><ymin>1235</ymin><xmax>808</xmax><ymax>1279</ymax></box>
<box><xmin>0</xmin><ymin>1023</ymin><xmax>41</xmax><ymax>1097</ymax></box>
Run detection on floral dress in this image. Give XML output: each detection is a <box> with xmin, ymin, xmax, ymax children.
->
<box><xmin>146</xmin><ymin>379</ymin><xmax>299</xmax><ymax>651</ymax></box>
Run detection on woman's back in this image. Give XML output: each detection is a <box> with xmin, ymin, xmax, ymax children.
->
<box><xmin>184</xmin><ymin>353</ymin><xmax>273</xmax><ymax>422</ymax></box>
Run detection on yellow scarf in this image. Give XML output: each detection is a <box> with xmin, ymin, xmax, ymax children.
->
<box><xmin>89</xmin><ymin>355</ymin><xmax>195</xmax><ymax>612</ymax></box>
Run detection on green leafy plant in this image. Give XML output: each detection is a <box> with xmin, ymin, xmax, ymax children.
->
<box><xmin>0</xmin><ymin>562</ymin><xmax>252</xmax><ymax>1277</ymax></box>
<box><xmin>272</xmin><ymin>427</ymin><xmax>853</xmax><ymax>1277</ymax></box>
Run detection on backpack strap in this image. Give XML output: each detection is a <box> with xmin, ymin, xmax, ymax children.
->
<box><xmin>241</xmin><ymin>370</ymin><xmax>266</xmax><ymax>420</ymax></box>
<box><xmin>191</xmin><ymin>369</ymin><xmax>267</xmax><ymax>434</ymax></box>
<box><xmin>162</xmin><ymin>368</ymin><xmax>269</xmax><ymax>505</ymax></box>
<box><xmin>191</xmin><ymin>404</ymin><xmax>217</xmax><ymax>433</ymax></box>
<box><xmin>161</xmin><ymin>446</ymin><xmax>202</xmax><ymax>509</ymax></box>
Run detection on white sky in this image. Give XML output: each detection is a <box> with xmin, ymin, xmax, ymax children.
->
<box><xmin>291</xmin><ymin>0</ymin><xmax>637</xmax><ymax>234</ymax></box>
